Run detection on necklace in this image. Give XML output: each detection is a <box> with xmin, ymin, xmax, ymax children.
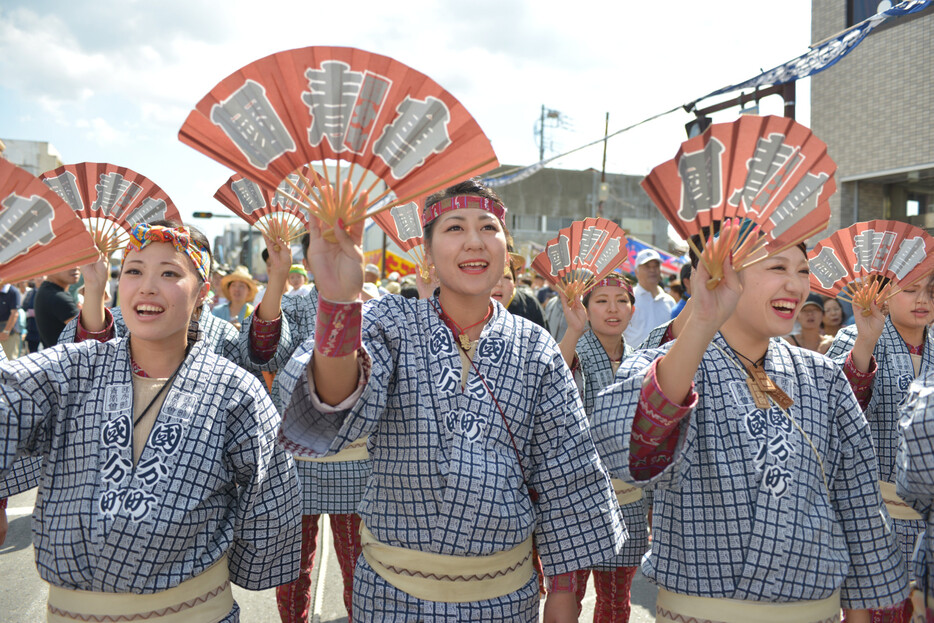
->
<box><xmin>720</xmin><ymin>341</ymin><xmax>793</xmax><ymax>410</ymax></box>
<box><xmin>436</xmin><ymin>299</ymin><xmax>494</xmax><ymax>350</ymax></box>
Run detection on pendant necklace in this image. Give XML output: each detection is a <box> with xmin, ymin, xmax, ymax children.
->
<box><xmin>436</xmin><ymin>299</ymin><xmax>494</xmax><ymax>350</ymax></box>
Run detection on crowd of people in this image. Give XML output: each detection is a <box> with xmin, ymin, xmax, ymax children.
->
<box><xmin>1</xmin><ymin>179</ymin><xmax>934</xmax><ymax>623</ymax></box>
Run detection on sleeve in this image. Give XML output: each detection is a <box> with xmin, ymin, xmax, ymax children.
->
<box><xmin>528</xmin><ymin>343</ymin><xmax>626</xmax><ymax>576</ymax></box>
<box><xmin>225</xmin><ymin>378</ymin><xmax>302</xmax><ymax>590</ymax></box>
<box><xmin>0</xmin><ymin>349</ymin><xmax>71</xmax><ymax>475</ymax></box>
<box><xmin>591</xmin><ymin>347</ymin><xmax>697</xmax><ymax>489</ymax></box>
<box><xmin>842</xmin><ymin>351</ymin><xmax>877</xmax><ymax>411</ymax></box>
<box><xmin>277</xmin><ymin>304</ymin><xmax>394</xmax><ymax>457</ymax></box>
<box><xmin>828</xmin><ymin>365</ymin><xmax>908</xmax><ymax>609</ymax></box>
<box><xmin>896</xmin><ymin>377</ymin><xmax>934</xmax><ymax>516</ymax></box>
<box><xmin>824</xmin><ymin>325</ymin><xmax>858</xmax><ymax>362</ymax></box>
<box><xmin>0</xmin><ymin>455</ymin><xmax>42</xmax><ymax>498</ymax></box>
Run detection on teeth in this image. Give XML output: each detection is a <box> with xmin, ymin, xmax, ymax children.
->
<box><xmin>772</xmin><ymin>301</ymin><xmax>795</xmax><ymax>311</ymax></box>
<box><xmin>137</xmin><ymin>305</ymin><xmax>164</xmax><ymax>313</ymax></box>
<box><xmin>461</xmin><ymin>262</ymin><xmax>487</xmax><ymax>268</ymax></box>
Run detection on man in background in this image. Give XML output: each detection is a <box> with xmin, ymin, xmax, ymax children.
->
<box><xmin>670</xmin><ymin>262</ymin><xmax>691</xmax><ymax>319</ymax></box>
<box><xmin>35</xmin><ymin>267</ymin><xmax>80</xmax><ymax>347</ymax></box>
<box><xmin>623</xmin><ymin>249</ymin><xmax>675</xmax><ymax>347</ymax></box>
<box><xmin>0</xmin><ymin>282</ymin><xmax>22</xmax><ymax>358</ymax></box>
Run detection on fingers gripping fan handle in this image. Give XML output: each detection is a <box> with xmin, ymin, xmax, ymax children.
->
<box><xmin>181</xmin><ymin>46</ymin><xmax>499</xmax><ymax>233</ymax></box>
<box><xmin>0</xmin><ymin>159</ymin><xmax>98</xmax><ymax>284</ymax></box>
<box><xmin>808</xmin><ymin>219</ymin><xmax>934</xmax><ymax>311</ymax></box>
<box><xmin>642</xmin><ymin>115</ymin><xmax>835</xmax><ymax>286</ymax></box>
<box><xmin>40</xmin><ymin>162</ymin><xmax>181</xmax><ymax>257</ymax></box>
<box><xmin>531</xmin><ymin>217</ymin><xmax>628</xmax><ymax>300</ymax></box>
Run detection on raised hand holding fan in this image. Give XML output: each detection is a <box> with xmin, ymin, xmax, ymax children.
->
<box><xmin>531</xmin><ymin>218</ymin><xmax>628</xmax><ymax>301</ymax></box>
<box><xmin>40</xmin><ymin>162</ymin><xmax>181</xmax><ymax>256</ymax></box>
<box><xmin>180</xmin><ymin>46</ymin><xmax>498</xmax><ymax>241</ymax></box>
<box><xmin>641</xmin><ymin>115</ymin><xmax>836</xmax><ymax>289</ymax></box>
<box><xmin>808</xmin><ymin>220</ymin><xmax>934</xmax><ymax>314</ymax></box>
<box><xmin>0</xmin><ymin>159</ymin><xmax>98</xmax><ymax>285</ymax></box>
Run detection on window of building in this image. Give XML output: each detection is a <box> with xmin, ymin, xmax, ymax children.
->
<box><xmin>907</xmin><ymin>193</ymin><xmax>929</xmax><ymax>217</ymax></box>
<box><xmin>512</xmin><ymin>214</ymin><xmax>542</xmax><ymax>231</ymax></box>
<box><xmin>847</xmin><ymin>0</ymin><xmax>890</xmax><ymax>26</ymax></box>
<box><xmin>545</xmin><ymin>216</ymin><xmax>574</xmax><ymax>232</ymax></box>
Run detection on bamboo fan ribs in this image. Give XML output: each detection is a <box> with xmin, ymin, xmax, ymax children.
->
<box><xmin>40</xmin><ymin>162</ymin><xmax>181</xmax><ymax>257</ymax></box>
<box><xmin>180</xmin><ymin>46</ymin><xmax>498</xmax><ymax>239</ymax></box>
<box><xmin>0</xmin><ymin>159</ymin><xmax>98</xmax><ymax>285</ymax></box>
<box><xmin>531</xmin><ymin>218</ymin><xmax>629</xmax><ymax>300</ymax></box>
<box><xmin>809</xmin><ymin>220</ymin><xmax>934</xmax><ymax>314</ymax></box>
<box><xmin>641</xmin><ymin>115</ymin><xmax>836</xmax><ymax>288</ymax></box>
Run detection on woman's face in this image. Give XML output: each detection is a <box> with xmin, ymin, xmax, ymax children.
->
<box><xmin>425</xmin><ymin>207</ymin><xmax>508</xmax><ymax>299</ymax></box>
<box><xmin>822</xmin><ymin>298</ymin><xmax>843</xmax><ymax>325</ymax></box>
<box><xmin>491</xmin><ymin>271</ymin><xmax>516</xmax><ymax>305</ymax></box>
<box><xmin>586</xmin><ymin>285</ymin><xmax>634</xmax><ymax>339</ymax></box>
<box><xmin>732</xmin><ymin>246</ymin><xmax>811</xmax><ymax>340</ymax></box>
<box><xmin>888</xmin><ymin>282</ymin><xmax>934</xmax><ymax>332</ymax></box>
<box><xmin>228</xmin><ymin>280</ymin><xmax>250</xmax><ymax>304</ymax></box>
<box><xmin>119</xmin><ymin>242</ymin><xmax>208</xmax><ymax>343</ymax></box>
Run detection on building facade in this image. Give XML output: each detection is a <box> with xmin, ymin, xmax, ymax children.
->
<box><xmin>811</xmin><ymin>1</ymin><xmax>934</xmax><ymax>233</ymax></box>
<box><xmin>0</xmin><ymin>139</ymin><xmax>64</xmax><ymax>176</ymax></box>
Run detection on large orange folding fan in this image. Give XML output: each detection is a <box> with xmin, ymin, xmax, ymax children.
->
<box><xmin>641</xmin><ymin>115</ymin><xmax>835</xmax><ymax>288</ymax></box>
<box><xmin>369</xmin><ymin>201</ymin><xmax>429</xmax><ymax>279</ymax></box>
<box><xmin>181</xmin><ymin>46</ymin><xmax>498</xmax><ymax>240</ymax></box>
<box><xmin>0</xmin><ymin>159</ymin><xmax>98</xmax><ymax>285</ymax></box>
<box><xmin>40</xmin><ymin>162</ymin><xmax>181</xmax><ymax>256</ymax></box>
<box><xmin>809</xmin><ymin>220</ymin><xmax>934</xmax><ymax>312</ymax></box>
<box><xmin>531</xmin><ymin>218</ymin><xmax>629</xmax><ymax>300</ymax></box>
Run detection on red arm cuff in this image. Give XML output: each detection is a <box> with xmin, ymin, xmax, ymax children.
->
<box><xmin>843</xmin><ymin>351</ymin><xmax>876</xmax><ymax>411</ymax></box>
<box><xmin>545</xmin><ymin>571</ymin><xmax>579</xmax><ymax>593</ymax></box>
<box><xmin>315</xmin><ymin>298</ymin><xmax>362</xmax><ymax>358</ymax></box>
<box><xmin>250</xmin><ymin>303</ymin><xmax>282</xmax><ymax>363</ymax></box>
<box><xmin>75</xmin><ymin>308</ymin><xmax>115</xmax><ymax>343</ymax></box>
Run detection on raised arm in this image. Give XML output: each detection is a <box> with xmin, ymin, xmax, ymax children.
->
<box><xmin>307</xmin><ymin>218</ymin><xmax>365</xmax><ymax>406</ymax></box>
<box><xmin>77</xmin><ymin>253</ymin><xmax>110</xmax><ymax>333</ymax></box>
<box><xmin>556</xmin><ymin>291</ymin><xmax>587</xmax><ymax>369</ymax></box>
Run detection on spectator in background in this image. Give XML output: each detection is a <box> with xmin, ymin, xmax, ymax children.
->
<box><xmin>507</xmin><ymin>262</ymin><xmax>547</xmax><ymax>329</ymax></box>
<box><xmin>285</xmin><ymin>264</ymin><xmax>313</xmax><ymax>298</ymax></box>
<box><xmin>623</xmin><ymin>249</ymin><xmax>675</xmax><ymax>347</ymax></box>
<box><xmin>21</xmin><ymin>280</ymin><xmax>41</xmax><ymax>354</ymax></box>
<box><xmin>211</xmin><ymin>265</ymin><xmax>258</xmax><ymax>330</ymax></box>
<box><xmin>0</xmin><ymin>282</ymin><xmax>22</xmax><ymax>358</ymax></box>
<box><xmin>543</xmin><ymin>292</ymin><xmax>568</xmax><ymax>341</ymax></box>
<box><xmin>822</xmin><ymin>296</ymin><xmax>845</xmax><ymax>337</ymax></box>
<box><xmin>35</xmin><ymin>267</ymin><xmax>80</xmax><ymax>347</ymax></box>
<box><xmin>784</xmin><ymin>294</ymin><xmax>832</xmax><ymax>353</ymax></box>
<box><xmin>670</xmin><ymin>262</ymin><xmax>691</xmax><ymax>319</ymax></box>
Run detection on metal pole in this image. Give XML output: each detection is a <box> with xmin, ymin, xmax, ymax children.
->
<box><xmin>539</xmin><ymin>104</ymin><xmax>545</xmax><ymax>161</ymax></box>
<box><xmin>598</xmin><ymin>112</ymin><xmax>609</xmax><ymax>219</ymax></box>
<box><xmin>783</xmin><ymin>81</ymin><xmax>796</xmax><ymax>119</ymax></box>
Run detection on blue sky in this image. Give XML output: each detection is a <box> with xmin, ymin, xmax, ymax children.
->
<box><xmin>0</xmin><ymin>0</ymin><xmax>812</xmax><ymax>243</ymax></box>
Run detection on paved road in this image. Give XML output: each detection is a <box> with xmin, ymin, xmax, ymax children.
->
<box><xmin>1</xmin><ymin>493</ymin><xmax>656</xmax><ymax>622</ymax></box>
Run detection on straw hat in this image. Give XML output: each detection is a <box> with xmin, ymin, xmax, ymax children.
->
<box><xmin>221</xmin><ymin>265</ymin><xmax>258</xmax><ymax>302</ymax></box>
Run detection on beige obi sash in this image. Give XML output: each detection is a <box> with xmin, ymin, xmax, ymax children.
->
<box><xmin>295</xmin><ymin>436</ymin><xmax>369</xmax><ymax>463</ymax></box>
<box><xmin>656</xmin><ymin>587</ymin><xmax>841</xmax><ymax>623</ymax></box>
<box><xmin>47</xmin><ymin>555</ymin><xmax>232</xmax><ymax>623</ymax></box>
<box><xmin>880</xmin><ymin>480</ymin><xmax>923</xmax><ymax>521</ymax></box>
<box><xmin>360</xmin><ymin>522</ymin><xmax>534</xmax><ymax>603</ymax></box>
<box><xmin>612</xmin><ymin>478</ymin><xmax>644</xmax><ymax>506</ymax></box>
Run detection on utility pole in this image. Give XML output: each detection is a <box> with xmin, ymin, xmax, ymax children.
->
<box><xmin>598</xmin><ymin>112</ymin><xmax>609</xmax><ymax>219</ymax></box>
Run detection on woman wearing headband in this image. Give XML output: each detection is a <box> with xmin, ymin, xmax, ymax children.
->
<box><xmin>0</xmin><ymin>222</ymin><xmax>300</xmax><ymax>622</ymax></box>
<box><xmin>277</xmin><ymin>178</ymin><xmax>624</xmax><ymax>622</ymax></box>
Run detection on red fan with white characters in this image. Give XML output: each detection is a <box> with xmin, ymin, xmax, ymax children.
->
<box><xmin>0</xmin><ymin>159</ymin><xmax>98</xmax><ymax>285</ymax></box>
<box><xmin>215</xmin><ymin>172</ymin><xmax>316</xmax><ymax>243</ymax></box>
<box><xmin>531</xmin><ymin>218</ymin><xmax>628</xmax><ymax>300</ymax></box>
<box><xmin>40</xmin><ymin>162</ymin><xmax>181</xmax><ymax>256</ymax></box>
<box><xmin>370</xmin><ymin>201</ymin><xmax>429</xmax><ymax>279</ymax></box>
<box><xmin>180</xmin><ymin>46</ymin><xmax>498</xmax><ymax>240</ymax></box>
<box><xmin>808</xmin><ymin>220</ymin><xmax>934</xmax><ymax>313</ymax></box>
<box><xmin>641</xmin><ymin>115</ymin><xmax>836</xmax><ymax>289</ymax></box>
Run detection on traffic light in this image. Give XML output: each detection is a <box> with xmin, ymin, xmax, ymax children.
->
<box><xmin>192</xmin><ymin>212</ymin><xmax>213</xmax><ymax>218</ymax></box>
<box><xmin>684</xmin><ymin>116</ymin><xmax>712</xmax><ymax>139</ymax></box>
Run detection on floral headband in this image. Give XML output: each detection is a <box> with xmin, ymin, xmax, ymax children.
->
<box><xmin>421</xmin><ymin>195</ymin><xmax>507</xmax><ymax>227</ymax></box>
<box><xmin>122</xmin><ymin>224</ymin><xmax>210</xmax><ymax>282</ymax></box>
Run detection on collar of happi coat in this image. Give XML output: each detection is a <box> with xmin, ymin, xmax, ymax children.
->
<box><xmin>710</xmin><ymin>332</ymin><xmax>793</xmax><ymax>410</ymax></box>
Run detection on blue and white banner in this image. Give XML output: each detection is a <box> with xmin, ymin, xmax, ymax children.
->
<box><xmin>697</xmin><ymin>0</ymin><xmax>931</xmax><ymax>99</ymax></box>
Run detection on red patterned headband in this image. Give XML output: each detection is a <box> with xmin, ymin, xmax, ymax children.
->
<box><xmin>589</xmin><ymin>275</ymin><xmax>633</xmax><ymax>296</ymax></box>
<box><xmin>421</xmin><ymin>195</ymin><xmax>507</xmax><ymax>227</ymax></box>
<box><xmin>122</xmin><ymin>224</ymin><xmax>210</xmax><ymax>282</ymax></box>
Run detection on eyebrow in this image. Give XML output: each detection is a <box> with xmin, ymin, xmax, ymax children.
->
<box><xmin>124</xmin><ymin>259</ymin><xmax>186</xmax><ymax>268</ymax></box>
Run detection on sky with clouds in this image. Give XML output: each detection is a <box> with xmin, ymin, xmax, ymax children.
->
<box><xmin>0</xmin><ymin>0</ymin><xmax>813</xmax><ymax>242</ymax></box>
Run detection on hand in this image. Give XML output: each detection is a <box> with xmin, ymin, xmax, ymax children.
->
<box><xmin>852</xmin><ymin>298</ymin><xmax>885</xmax><ymax>345</ymax></box>
<box><xmin>558</xmin><ymin>290</ymin><xmax>588</xmax><ymax>338</ymax></box>
<box><xmin>306</xmin><ymin>216</ymin><xmax>365</xmax><ymax>302</ymax></box>
<box><xmin>262</xmin><ymin>235</ymin><xmax>292</xmax><ymax>285</ymax></box>
<box><xmin>686</xmin><ymin>252</ymin><xmax>741</xmax><ymax>335</ymax></box>
<box><xmin>542</xmin><ymin>590</ymin><xmax>578</xmax><ymax>623</ymax></box>
<box><xmin>415</xmin><ymin>266</ymin><xmax>438</xmax><ymax>300</ymax></box>
<box><xmin>79</xmin><ymin>251</ymin><xmax>109</xmax><ymax>302</ymax></box>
